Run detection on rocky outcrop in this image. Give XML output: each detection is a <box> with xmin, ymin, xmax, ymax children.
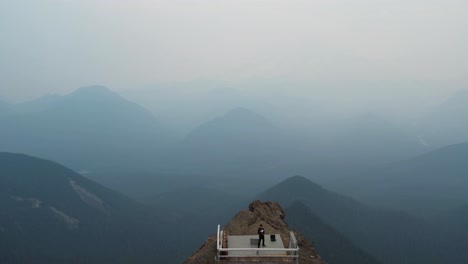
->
<box><xmin>184</xmin><ymin>200</ymin><xmax>326</xmax><ymax>264</ymax></box>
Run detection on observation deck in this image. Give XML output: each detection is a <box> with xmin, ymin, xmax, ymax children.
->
<box><xmin>215</xmin><ymin>225</ymin><xmax>299</xmax><ymax>263</ymax></box>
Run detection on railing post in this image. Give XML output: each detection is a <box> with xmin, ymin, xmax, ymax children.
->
<box><xmin>216</xmin><ymin>225</ymin><xmax>220</xmax><ymax>262</ymax></box>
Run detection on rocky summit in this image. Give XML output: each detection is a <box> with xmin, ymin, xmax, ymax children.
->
<box><xmin>185</xmin><ymin>200</ymin><xmax>326</xmax><ymax>264</ymax></box>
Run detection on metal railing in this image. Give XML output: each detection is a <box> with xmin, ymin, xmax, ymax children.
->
<box><xmin>216</xmin><ymin>225</ymin><xmax>299</xmax><ymax>263</ymax></box>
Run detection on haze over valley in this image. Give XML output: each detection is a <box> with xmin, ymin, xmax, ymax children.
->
<box><xmin>1</xmin><ymin>1</ymin><xmax>468</xmax><ymax>263</ymax></box>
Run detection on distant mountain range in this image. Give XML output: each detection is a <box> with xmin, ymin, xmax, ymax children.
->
<box><xmin>326</xmin><ymin>113</ymin><xmax>426</xmax><ymax>164</ymax></box>
<box><xmin>4</xmin><ymin>86</ymin><xmax>467</xmax><ymax>179</ymax></box>
<box><xmin>175</xmin><ymin>106</ymin><xmax>424</xmax><ymax>177</ymax></box>
<box><xmin>0</xmin><ymin>86</ymin><xmax>174</xmax><ymax>173</ymax></box>
<box><xmin>417</xmin><ymin>89</ymin><xmax>468</xmax><ymax>148</ymax></box>
<box><xmin>338</xmin><ymin>142</ymin><xmax>468</xmax><ymax>217</ymax></box>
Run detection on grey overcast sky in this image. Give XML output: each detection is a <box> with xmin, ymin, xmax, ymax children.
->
<box><xmin>1</xmin><ymin>0</ymin><xmax>468</xmax><ymax>105</ymax></box>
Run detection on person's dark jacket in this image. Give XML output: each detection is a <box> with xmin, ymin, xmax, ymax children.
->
<box><xmin>258</xmin><ymin>227</ymin><xmax>265</xmax><ymax>237</ymax></box>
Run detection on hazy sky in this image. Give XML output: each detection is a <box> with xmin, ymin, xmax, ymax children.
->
<box><xmin>1</xmin><ymin>0</ymin><xmax>467</xmax><ymax>111</ymax></box>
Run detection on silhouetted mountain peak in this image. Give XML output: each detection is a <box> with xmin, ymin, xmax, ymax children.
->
<box><xmin>417</xmin><ymin>89</ymin><xmax>468</xmax><ymax>147</ymax></box>
<box><xmin>259</xmin><ymin>175</ymin><xmax>361</xmax><ymax>220</ymax></box>
<box><xmin>56</xmin><ymin>85</ymin><xmax>160</xmax><ymax>122</ymax></box>
<box><xmin>438</xmin><ymin>89</ymin><xmax>468</xmax><ymax>110</ymax></box>
<box><xmin>278</xmin><ymin>175</ymin><xmax>327</xmax><ymax>193</ymax></box>
<box><xmin>73</xmin><ymin>85</ymin><xmax>113</xmax><ymax>95</ymax></box>
<box><xmin>0</xmin><ymin>87</ymin><xmax>173</xmax><ymax>173</ymax></box>
<box><xmin>184</xmin><ymin>107</ymin><xmax>277</xmax><ymax>143</ymax></box>
<box><xmin>284</xmin><ymin>175</ymin><xmax>314</xmax><ymax>184</ymax></box>
<box><xmin>67</xmin><ymin>85</ymin><xmax>121</xmax><ymax>102</ymax></box>
<box><xmin>225</xmin><ymin>107</ymin><xmax>257</xmax><ymax>116</ymax></box>
<box><xmin>222</xmin><ymin>107</ymin><xmax>274</xmax><ymax>126</ymax></box>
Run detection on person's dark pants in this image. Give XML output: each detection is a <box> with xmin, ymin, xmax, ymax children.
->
<box><xmin>258</xmin><ymin>235</ymin><xmax>265</xmax><ymax>247</ymax></box>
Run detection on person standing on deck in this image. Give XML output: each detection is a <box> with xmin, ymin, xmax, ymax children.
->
<box><xmin>257</xmin><ymin>224</ymin><xmax>266</xmax><ymax>247</ymax></box>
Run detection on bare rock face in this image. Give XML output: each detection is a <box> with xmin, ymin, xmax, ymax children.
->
<box><xmin>184</xmin><ymin>200</ymin><xmax>326</xmax><ymax>264</ymax></box>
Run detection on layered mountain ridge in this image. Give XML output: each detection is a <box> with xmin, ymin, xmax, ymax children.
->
<box><xmin>0</xmin><ymin>152</ymin><xmax>170</xmax><ymax>263</ymax></box>
<box><xmin>259</xmin><ymin>175</ymin><xmax>447</xmax><ymax>264</ymax></box>
<box><xmin>0</xmin><ymin>86</ymin><xmax>174</xmax><ymax>173</ymax></box>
